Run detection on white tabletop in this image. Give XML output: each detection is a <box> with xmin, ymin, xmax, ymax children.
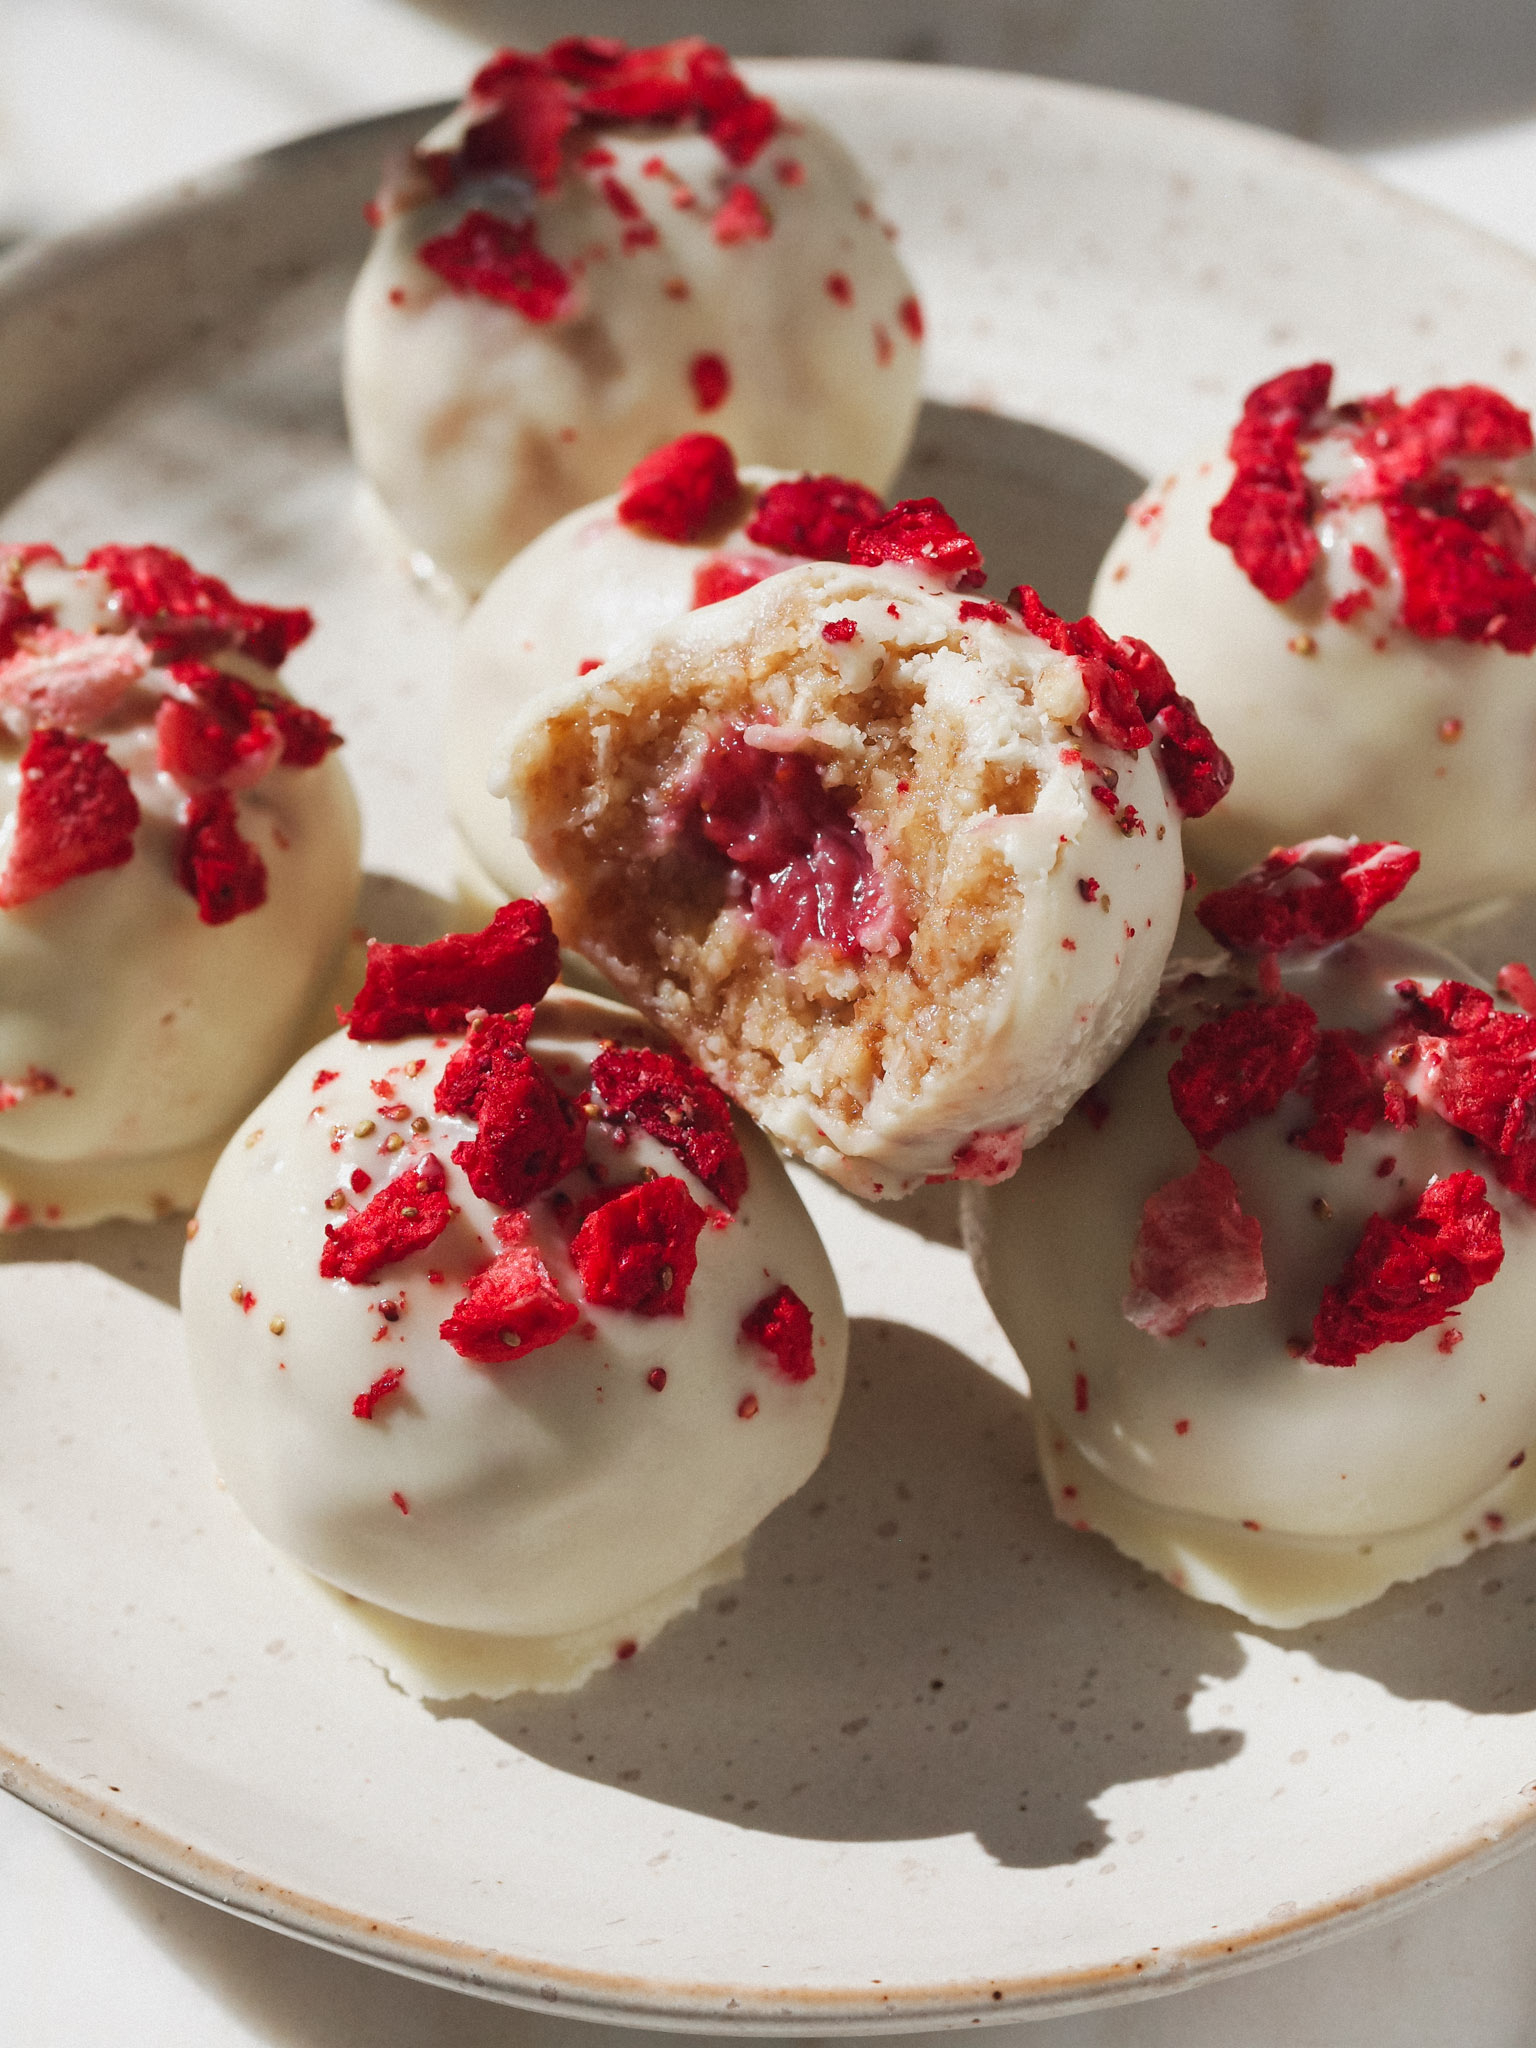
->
<box><xmin>5</xmin><ymin>5</ymin><xmax>1536</xmax><ymax>2042</ymax></box>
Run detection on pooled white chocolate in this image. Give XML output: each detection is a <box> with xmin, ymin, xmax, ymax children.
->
<box><xmin>501</xmin><ymin>559</ymin><xmax>1200</xmax><ymax>1198</ymax></box>
<box><xmin>1092</xmin><ymin>381</ymin><xmax>1536</xmax><ymax>920</ymax></box>
<box><xmin>180</xmin><ymin>988</ymin><xmax>846</xmax><ymax>1651</ymax></box>
<box><xmin>0</xmin><ymin>549</ymin><xmax>360</xmax><ymax>1228</ymax></box>
<box><xmin>345</xmin><ymin>63</ymin><xmax>923</xmax><ymax>595</ymax></box>
<box><xmin>967</xmin><ymin>929</ymin><xmax>1536</xmax><ymax>1626</ymax></box>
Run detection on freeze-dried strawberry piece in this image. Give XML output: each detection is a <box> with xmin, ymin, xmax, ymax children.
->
<box><xmin>0</xmin><ymin>625</ymin><xmax>150</xmax><ymax>732</ymax></box>
<box><xmin>1497</xmin><ymin>962</ymin><xmax>1536</xmax><ymax>1015</ymax></box>
<box><xmin>712</xmin><ymin>182</ymin><xmax>771</xmax><ymax>244</ymax></box>
<box><xmin>0</xmin><ymin>565</ymin><xmax>55</xmax><ymax>665</ymax></box>
<box><xmin>352</xmin><ymin>1366</ymin><xmax>406</xmax><ymax>1420</ymax></box>
<box><xmin>83</xmin><ymin>544</ymin><xmax>312</xmax><ymax>667</ymax></box>
<box><xmin>847</xmin><ymin>498</ymin><xmax>985</xmax><ymax>588</ymax></box>
<box><xmin>569</xmin><ymin>1174</ymin><xmax>708</xmax><ymax>1315</ymax></box>
<box><xmin>459</xmin><ymin>49</ymin><xmax>574</xmax><ymax>192</ymax></box>
<box><xmin>0</xmin><ymin>727</ymin><xmax>139</xmax><ymax>907</ymax></box>
<box><xmin>1308</xmin><ymin>1170</ymin><xmax>1503</xmax><ymax>1366</ymax></box>
<box><xmin>1150</xmin><ymin>695</ymin><xmax>1235</xmax><ymax>819</ymax></box>
<box><xmin>452</xmin><ymin>1051</ymin><xmax>586</xmax><ymax>1206</ymax></box>
<box><xmin>418</xmin><ymin>210</ymin><xmax>574</xmax><ymax>322</ymax></box>
<box><xmin>1122</xmin><ymin>1154</ymin><xmax>1266</xmax><ymax>1338</ymax></box>
<box><xmin>1357</xmin><ymin>384</ymin><xmax>1533</xmax><ymax>491</ymax></box>
<box><xmin>156</xmin><ymin>665</ymin><xmax>281</xmax><ymax>789</ymax></box>
<box><xmin>343</xmin><ymin>900</ymin><xmax>560</xmax><ymax>1040</ymax></box>
<box><xmin>1292</xmin><ymin>1029</ymin><xmax>1382</xmax><ymax>1162</ymax></box>
<box><xmin>1197</xmin><ymin>837</ymin><xmax>1420</xmax><ymax>954</ymax></box>
<box><xmin>1400</xmin><ymin>978</ymin><xmax>1536</xmax><ymax>1200</ymax></box>
<box><xmin>175</xmin><ymin>788</ymin><xmax>268</xmax><ymax>925</ymax></box>
<box><xmin>433</xmin><ymin>1008</ymin><xmax>535</xmax><ymax>1118</ymax></box>
<box><xmin>1209</xmin><ymin>363</ymin><xmax>1332</xmax><ymax>602</ymax></box>
<box><xmin>745</xmin><ymin>474</ymin><xmax>885</xmax><ymax>561</ymax></box>
<box><xmin>689</xmin><ymin>352</ymin><xmax>731</xmax><ymax>412</ymax></box>
<box><xmin>682</xmin><ymin>40</ymin><xmax>779</xmax><ymax>164</ymax></box>
<box><xmin>1383</xmin><ymin>496</ymin><xmax>1536</xmax><ymax>653</ymax></box>
<box><xmin>591</xmin><ymin>1044</ymin><xmax>748</xmax><ymax>1209</ymax></box>
<box><xmin>439</xmin><ymin>1239</ymin><xmax>578</xmax><ymax>1363</ymax></box>
<box><xmin>739</xmin><ymin>1284</ymin><xmax>816</xmax><ymax>1380</ymax></box>
<box><xmin>617</xmin><ymin>433</ymin><xmax>739</xmax><ymax>542</ymax></box>
<box><xmin>320</xmin><ymin>1154</ymin><xmax>451</xmax><ymax>1284</ymax></box>
<box><xmin>1168</xmin><ymin>994</ymin><xmax>1319</xmax><ymax>1149</ymax></box>
<box><xmin>691</xmin><ymin>554</ymin><xmax>779</xmax><ymax>608</ymax></box>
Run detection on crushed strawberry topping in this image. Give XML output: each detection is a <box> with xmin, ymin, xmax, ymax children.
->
<box><xmin>951</xmin><ymin>1127</ymin><xmax>1028</xmax><ymax>1184</ymax></box>
<box><xmin>617</xmin><ymin>433</ymin><xmax>739</xmax><ymax>542</ymax></box>
<box><xmin>1497</xmin><ymin>961</ymin><xmax>1536</xmax><ymax>1014</ymax></box>
<box><xmin>1122</xmin><ymin>1155</ymin><xmax>1267</xmax><ymax>1338</ymax></box>
<box><xmin>0</xmin><ymin>626</ymin><xmax>150</xmax><ymax>733</ymax></box>
<box><xmin>0</xmin><ymin>728</ymin><xmax>139</xmax><ymax>908</ymax></box>
<box><xmin>1011</xmin><ymin>585</ymin><xmax>1233</xmax><ymax>818</ymax></box>
<box><xmin>569</xmin><ymin>1174</ymin><xmax>708</xmax><ymax>1315</ymax></box>
<box><xmin>739</xmin><ymin>1283</ymin><xmax>816</xmax><ymax>1380</ymax></box>
<box><xmin>451</xmin><ymin>1050</ymin><xmax>586</xmax><ymax>1207</ymax></box>
<box><xmin>1292</xmin><ymin>1029</ymin><xmax>1383</xmax><ymax>1162</ymax></box>
<box><xmin>320</xmin><ymin>1154</ymin><xmax>451</xmax><ymax>1284</ymax></box>
<box><xmin>745</xmin><ymin>475</ymin><xmax>885</xmax><ymax>561</ymax></box>
<box><xmin>689</xmin><ymin>351</ymin><xmax>731</xmax><ymax>412</ymax></box>
<box><xmin>417</xmin><ymin>210</ymin><xmax>574</xmax><ymax>321</ymax></box>
<box><xmin>1167</xmin><ymin>994</ymin><xmax>1319</xmax><ymax>1149</ymax></box>
<box><xmin>353</xmin><ymin>1367</ymin><xmax>406</xmax><ymax>1420</ymax></box>
<box><xmin>712</xmin><ymin>182</ymin><xmax>771</xmax><ymax>244</ymax></box>
<box><xmin>846</xmin><ymin>499</ymin><xmax>985</xmax><ymax>589</ymax></box>
<box><xmin>84</xmin><ymin>544</ymin><xmax>312</xmax><ymax>667</ymax></box>
<box><xmin>439</xmin><ymin>1236</ymin><xmax>578</xmax><ymax>1363</ymax></box>
<box><xmin>1208</xmin><ymin>362</ymin><xmax>1332</xmax><ymax>602</ymax></box>
<box><xmin>691</xmin><ymin>554</ymin><xmax>779</xmax><ymax>608</ymax></box>
<box><xmin>343</xmin><ymin>900</ymin><xmax>559</xmax><ymax>1039</ymax></box>
<box><xmin>680</xmin><ymin>725</ymin><xmax>904</xmax><ymax>964</ymax></box>
<box><xmin>1308</xmin><ymin>1170</ymin><xmax>1503</xmax><ymax>1366</ymax></box>
<box><xmin>175</xmin><ymin>788</ymin><xmax>268</xmax><ymax>925</ymax></box>
<box><xmin>590</xmin><ymin>1044</ymin><xmax>748</xmax><ymax>1208</ymax></box>
<box><xmin>433</xmin><ymin>1007</ymin><xmax>534</xmax><ymax>1117</ymax></box>
<box><xmin>1396</xmin><ymin>978</ymin><xmax>1536</xmax><ymax>1200</ymax></box>
<box><xmin>1196</xmin><ymin>837</ymin><xmax>1420</xmax><ymax>954</ymax></box>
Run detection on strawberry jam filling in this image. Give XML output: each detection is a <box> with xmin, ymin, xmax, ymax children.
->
<box><xmin>679</xmin><ymin>725</ymin><xmax>902</xmax><ymax>966</ymax></box>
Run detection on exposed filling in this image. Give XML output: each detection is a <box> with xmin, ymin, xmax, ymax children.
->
<box><xmin>521</xmin><ymin>601</ymin><xmax>1042</xmax><ymax>1141</ymax></box>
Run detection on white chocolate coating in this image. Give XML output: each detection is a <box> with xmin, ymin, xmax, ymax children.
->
<box><xmin>450</xmin><ymin>464</ymin><xmax>806</xmax><ymax>902</ymax></box>
<box><xmin>345</xmin><ymin>118</ymin><xmax>922</xmax><ymax>594</ymax></box>
<box><xmin>0</xmin><ymin>563</ymin><xmax>360</xmax><ymax>1228</ymax></box>
<box><xmin>180</xmin><ymin>990</ymin><xmax>847</xmax><ymax>1640</ymax></box>
<box><xmin>967</xmin><ymin>930</ymin><xmax>1536</xmax><ymax>1626</ymax></box>
<box><xmin>1092</xmin><ymin>444</ymin><xmax>1536</xmax><ymax>921</ymax></box>
<box><xmin>502</xmin><ymin>560</ymin><xmax>1191</xmax><ymax>1198</ymax></box>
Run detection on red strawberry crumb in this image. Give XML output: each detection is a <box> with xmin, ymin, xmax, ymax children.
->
<box><xmin>175</xmin><ymin>788</ymin><xmax>268</xmax><ymax>925</ymax></box>
<box><xmin>745</xmin><ymin>475</ymin><xmax>885</xmax><ymax>560</ymax></box>
<box><xmin>1073</xmin><ymin>1372</ymin><xmax>1089</xmax><ymax>1413</ymax></box>
<box><xmin>1352</xmin><ymin>543</ymin><xmax>1388</xmax><ymax>585</ymax></box>
<box><xmin>691</xmin><ymin>554</ymin><xmax>778</xmax><ymax>607</ymax></box>
<box><xmin>617</xmin><ymin>432</ymin><xmax>739</xmax><ymax>542</ymax></box>
<box><xmin>1175</xmin><ymin>1417</ymin><xmax>1191</xmax><ymax>1435</ymax></box>
<box><xmin>737</xmin><ymin>1392</ymin><xmax>760</xmax><ymax>1419</ymax></box>
<box><xmin>775</xmin><ymin>157</ymin><xmax>804</xmax><ymax>185</ymax></box>
<box><xmin>418</xmin><ymin>210</ymin><xmax>574</xmax><ymax>321</ymax></box>
<box><xmin>451</xmin><ymin>1051</ymin><xmax>585</xmax><ymax>1207</ymax></box>
<box><xmin>343</xmin><ymin>900</ymin><xmax>558</xmax><ymax>1039</ymax></box>
<box><xmin>1292</xmin><ymin>1030</ymin><xmax>1382</xmax><ymax>1162</ymax></box>
<box><xmin>1497</xmin><ymin>961</ymin><xmax>1536</xmax><ymax>1014</ymax></box>
<box><xmin>350</xmin><ymin>1168</ymin><xmax>372</xmax><ymax>1193</ymax></box>
<box><xmin>712</xmin><ymin>182</ymin><xmax>771</xmax><ymax>243</ymax></box>
<box><xmin>848</xmin><ymin>498</ymin><xmax>984</xmax><ymax>588</ymax></box>
<box><xmin>647</xmin><ymin>1366</ymin><xmax>667</xmax><ymax>1390</ymax></box>
<box><xmin>577</xmin><ymin>657</ymin><xmax>602</xmax><ymax>674</ymax></box>
<box><xmin>1123</xmin><ymin>1155</ymin><xmax>1267</xmax><ymax>1338</ymax></box>
<box><xmin>320</xmin><ymin>1154</ymin><xmax>451</xmax><ymax>1284</ymax></box>
<box><xmin>898</xmin><ymin>295</ymin><xmax>924</xmax><ymax>341</ymax></box>
<box><xmin>313</xmin><ymin>1068</ymin><xmax>339</xmax><ymax>1091</ymax></box>
<box><xmin>569</xmin><ymin>1174</ymin><xmax>708</xmax><ymax>1315</ymax></box>
<box><xmin>84</xmin><ymin>543</ymin><xmax>313</xmax><ymax>667</ymax></box>
<box><xmin>689</xmin><ymin>352</ymin><xmax>731</xmax><ymax>412</ymax></box>
<box><xmin>824</xmin><ymin>272</ymin><xmax>853</xmax><ymax>305</ymax></box>
<box><xmin>739</xmin><ymin>1283</ymin><xmax>816</xmax><ymax>1381</ymax></box>
<box><xmin>1330</xmin><ymin>589</ymin><xmax>1374</xmax><ymax>624</ymax></box>
<box><xmin>353</xmin><ymin>1367</ymin><xmax>406</xmax><ymax>1420</ymax></box>
<box><xmin>615</xmin><ymin>1638</ymin><xmax>638</xmax><ymax>1659</ymax></box>
<box><xmin>1308</xmin><ymin>1171</ymin><xmax>1503</xmax><ymax>1366</ymax></box>
<box><xmin>1168</xmin><ymin>994</ymin><xmax>1319</xmax><ymax>1149</ymax></box>
<box><xmin>1078</xmin><ymin>876</ymin><xmax>1100</xmax><ymax>902</ymax></box>
<box><xmin>821</xmin><ymin>617</ymin><xmax>858</xmax><ymax>643</ymax></box>
<box><xmin>590</xmin><ymin>1044</ymin><xmax>748</xmax><ymax>1208</ymax></box>
<box><xmin>1197</xmin><ymin>837</ymin><xmax>1420</xmax><ymax>954</ymax></box>
<box><xmin>0</xmin><ymin>727</ymin><xmax>139</xmax><ymax>908</ymax></box>
<box><xmin>598</xmin><ymin>173</ymin><xmax>643</xmax><ymax>220</ymax></box>
<box><xmin>1438</xmin><ymin>1328</ymin><xmax>1464</xmax><ymax>1353</ymax></box>
<box><xmin>439</xmin><ymin>1238</ymin><xmax>578</xmax><ymax>1363</ymax></box>
<box><xmin>873</xmin><ymin>323</ymin><xmax>893</xmax><ymax>366</ymax></box>
<box><xmin>958</xmin><ymin>599</ymin><xmax>1013</xmax><ymax>626</ymax></box>
<box><xmin>391</xmin><ymin>1491</ymin><xmax>410</xmax><ymax>1514</ymax></box>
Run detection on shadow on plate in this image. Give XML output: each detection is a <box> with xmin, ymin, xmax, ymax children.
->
<box><xmin>432</xmin><ymin>1315</ymin><xmax>1247</xmax><ymax>1871</ymax></box>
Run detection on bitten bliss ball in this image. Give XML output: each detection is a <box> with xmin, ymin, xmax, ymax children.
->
<box><xmin>501</xmin><ymin>499</ymin><xmax>1231</xmax><ymax>1197</ymax></box>
<box><xmin>450</xmin><ymin>438</ymin><xmax>891</xmax><ymax>903</ymax></box>
<box><xmin>0</xmin><ymin>543</ymin><xmax>359</xmax><ymax>1228</ymax></box>
<box><xmin>1092</xmin><ymin>366</ymin><xmax>1536</xmax><ymax>918</ymax></box>
<box><xmin>967</xmin><ymin>839</ymin><xmax>1536</xmax><ymax>1626</ymax></box>
<box><xmin>345</xmin><ymin>36</ymin><xmax>924</xmax><ymax>594</ymax></box>
<box><xmin>181</xmin><ymin>903</ymin><xmax>846</xmax><ymax>1656</ymax></box>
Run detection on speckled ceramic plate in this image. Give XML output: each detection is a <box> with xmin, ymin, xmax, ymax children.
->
<box><xmin>4</xmin><ymin>62</ymin><xmax>1536</xmax><ymax>2035</ymax></box>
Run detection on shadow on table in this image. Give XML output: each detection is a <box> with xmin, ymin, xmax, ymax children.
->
<box><xmin>433</xmin><ymin>1316</ymin><xmax>1247</xmax><ymax>1871</ymax></box>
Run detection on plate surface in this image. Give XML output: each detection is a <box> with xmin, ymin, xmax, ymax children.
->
<box><xmin>4</xmin><ymin>62</ymin><xmax>1536</xmax><ymax>2034</ymax></box>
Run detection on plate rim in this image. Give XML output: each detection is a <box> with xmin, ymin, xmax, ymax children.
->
<box><xmin>5</xmin><ymin>58</ymin><xmax>1536</xmax><ymax>2031</ymax></box>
